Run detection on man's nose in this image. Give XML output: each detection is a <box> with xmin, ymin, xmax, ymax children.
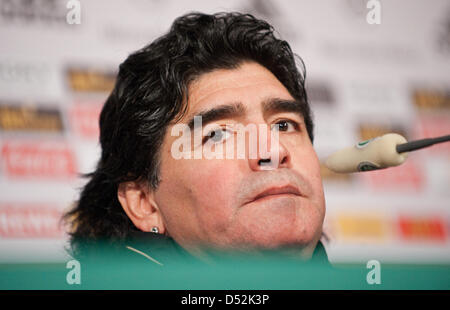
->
<box><xmin>247</xmin><ymin>125</ymin><xmax>291</xmax><ymax>171</ymax></box>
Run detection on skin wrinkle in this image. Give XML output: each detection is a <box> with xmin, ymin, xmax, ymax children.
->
<box><xmin>234</xmin><ymin>169</ymin><xmax>313</xmax><ymax>207</ymax></box>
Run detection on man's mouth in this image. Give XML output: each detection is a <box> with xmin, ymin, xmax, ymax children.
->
<box><xmin>249</xmin><ymin>185</ymin><xmax>302</xmax><ymax>203</ymax></box>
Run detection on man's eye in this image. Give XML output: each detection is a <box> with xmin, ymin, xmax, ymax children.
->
<box><xmin>272</xmin><ymin>120</ymin><xmax>299</xmax><ymax>132</ymax></box>
<box><xmin>203</xmin><ymin>128</ymin><xmax>231</xmax><ymax>144</ymax></box>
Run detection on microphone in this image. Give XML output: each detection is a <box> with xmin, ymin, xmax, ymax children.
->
<box><xmin>325</xmin><ymin>133</ymin><xmax>450</xmax><ymax>173</ymax></box>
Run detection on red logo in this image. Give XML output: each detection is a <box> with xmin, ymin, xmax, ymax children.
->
<box><xmin>69</xmin><ymin>99</ymin><xmax>103</xmax><ymax>139</ymax></box>
<box><xmin>414</xmin><ymin>115</ymin><xmax>450</xmax><ymax>154</ymax></box>
<box><xmin>1</xmin><ymin>141</ymin><xmax>77</xmax><ymax>178</ymax></box>
<box><xmin>360</xmin><ymin>158</ymin><xmax>424</xmax><ymax>191</ymax></box>
<box><xmin>398</xmin><ymin>216</ymin><xmax>446</xmax><ymax>242</ymax></box>
<box><xmin>0</xmin><ymin>204</ymin><xmax>64</xmax><ymax>238</ymax></box>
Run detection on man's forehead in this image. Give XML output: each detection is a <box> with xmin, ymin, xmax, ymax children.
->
<box><xmin>182</xmin><ymin>62</ymin><xmax>294</xmax><ymax>121</ymax></box>
<box><xmin>188</xmin><ymin>63</ymin><xmax>283</xmax><ymax>100</ymax></box>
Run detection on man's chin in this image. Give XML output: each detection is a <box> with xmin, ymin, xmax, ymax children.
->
<box><xmin>190</xmin><ymin>239</ymin><xmax>319</xmax><ymax>262</ymax></box>
<box><xmin>217</xmin><ymin>231</ymin><xmax>320</xmax><ymax>254</ymax></box>
<box><xmin>176</xmin><ymin>223</ymin><xmax>323</xmax><ymax>260</ymax></box>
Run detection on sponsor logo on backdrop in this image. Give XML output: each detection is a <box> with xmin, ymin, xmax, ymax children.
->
<box><xmin>412</xmin><ymin>88</ymin><xmax>450</xmax><ymax>111</ymax></box>
<box><xmin>447</xmin><ymin>220</ymin><xmax>450</xmax><ymax>240</ymax></box>
<box><xmin>306</xmin><ymin>81</ymin><xmax>336</xmax><ymax>106</ymax></box>
<box><xmin>414</xmin><ymin>114</ymin><xmax>450</xmax><ymax>154</ymax></box>
<box><xmin>0</xmin><ymin>204</ymin><xmax>64</xmax><ymax>238</ymax></box>
<box><xmin>360</xmin><ymin>158</ymin><xmax>424</xmax><ymax>191</ymax></box>
<box><xmin>0</xmin><ymin>61</ymin><xmax>61</xmax><ymax>98</ymax></box>
<box><xmin>69</xmin><ymin>99</ymin><xmax>102</xmax><ymax>139</ymax></box>
<box><xmin>1</xmin><ymin>141</ymin><xmax>77</xmax><ymax>178</ymax></box>
<box><xmin>0</xmin><ymin>103</ymin><xmax>64</xmax><ymax>133</ymax></box>
<box><xmin>398</xmin><ymin>216</ymin><xmax>446</xmax><ymax>242</ymax></box>
<box><xmin>335</xmin><ymin>212</ymin><xmax>388</xmax><ymax>241</ymax></box>
<box><xmin>0</xmin><ymin>61</ymin><xmax>51</xmax><ymax>84</ymax></box>
<box><xmin>66</xmin><ymin>68</ymin><xmax>116</xmax><ymax>93</ymax></box>
<box><xmin>333</xmin><ymin>212</ymin><xmax>449</xmax><ymax>243</ymax></box>
<box><xmin>359</xmin><ymin>124</ymin><xmax>408</xmax><ymax>141</ymax></box>
<box><xmin>0</xmin><ymin>0</ymin><xmax>67</xmax><ymax>25</ymax></box>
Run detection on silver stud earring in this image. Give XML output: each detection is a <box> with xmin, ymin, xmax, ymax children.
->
<box><xmin>151</xmin><ymin>226</ymin><xmax>159</xmax><ymax>234</ymax></box>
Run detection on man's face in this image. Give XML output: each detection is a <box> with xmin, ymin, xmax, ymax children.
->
<box><xmin>154</xmin><ymin>61</ymin><xmax>325</xmax><ymax>256</ymax></box>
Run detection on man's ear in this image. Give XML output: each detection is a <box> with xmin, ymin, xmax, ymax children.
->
<box><xmin>117</xmin><ymin>181</ymin><xmax>165</xmax><ymax>234</ymax></box>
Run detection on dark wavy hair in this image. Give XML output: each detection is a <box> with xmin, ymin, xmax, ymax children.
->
<box><xmin>63</xmin><ymin>12</ymin><xmax>314</xmax><ymax>256</ymax></box>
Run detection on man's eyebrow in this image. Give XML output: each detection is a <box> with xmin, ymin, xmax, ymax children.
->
<box><xmin>262</xmin><ymin>98</ymin><xmax>307</xmax><ymax>120</ymax></box>
<box><xmin>185</xmin><ymin>98</ymin><xmax>306</xmax><ymax>130</ymax></box>
<box><xmin>187</xmin><ymin>102</ymin><xmax>246</xmax><ymax>130</ymax></box>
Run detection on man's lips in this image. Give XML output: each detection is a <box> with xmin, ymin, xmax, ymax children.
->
<box><xmin>248</xmin><ymin>185</ymin><xmax>302</xmax><ymax>204</ymax></box>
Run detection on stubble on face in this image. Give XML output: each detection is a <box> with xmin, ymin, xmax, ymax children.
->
<box><xmin>152</xmin><ymin>61</ymin><xmax>326</xmax><ymax>257</ymax></box>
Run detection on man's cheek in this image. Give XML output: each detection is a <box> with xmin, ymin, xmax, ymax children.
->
<box><xmin>193</xmin><ymin>160</ymin><xmax>239</xmax><ymax>199</ymax></box>
<box><xmin>192</xmin><ymin>164</ymin><xmax>241</xmax><ymax>232</ymax></box>
<box><xmin>193</xmin><ymin>175</ymin><xmax>234</xmax><ymax>215</ymax></box>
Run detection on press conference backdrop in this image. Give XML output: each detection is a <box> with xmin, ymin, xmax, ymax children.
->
<box><xmin>0</xmin><ymin>0</ymin><xmax>449</xmax><ymax>264</ymax></box>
